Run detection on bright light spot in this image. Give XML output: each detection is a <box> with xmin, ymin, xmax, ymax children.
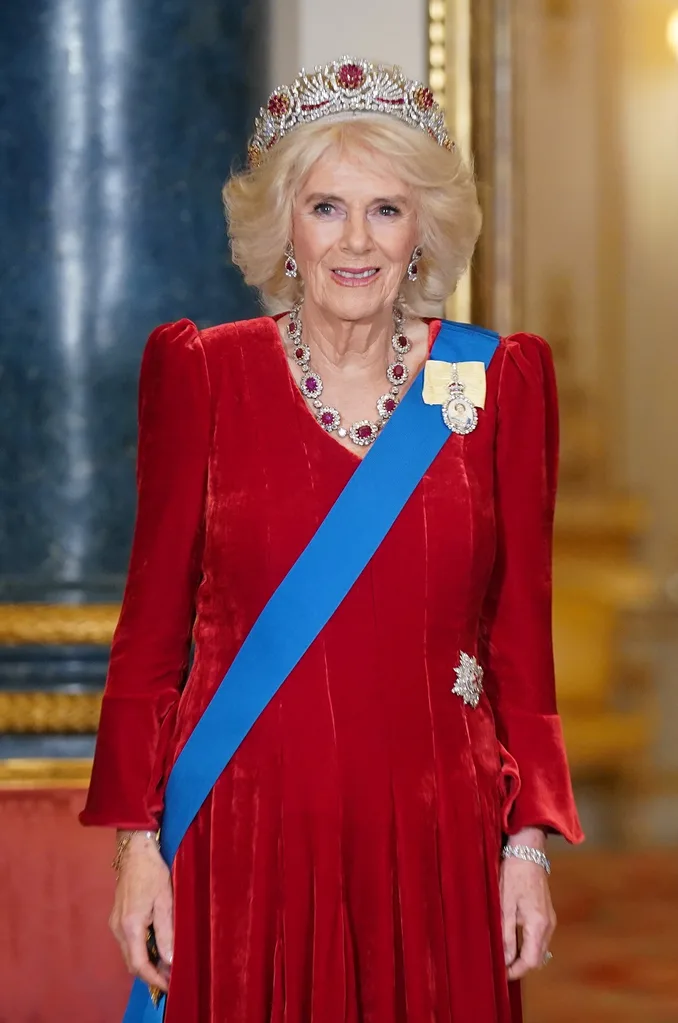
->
<box><xmin>667</xmin><ymin>10</ymin><xmax>678</xmax><ymax>60</ymax></box>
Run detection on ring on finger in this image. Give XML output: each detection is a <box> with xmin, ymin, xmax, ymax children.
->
<box><xmin>542</xmin><ymin>950</ymin><xmax>554</xmax><ymax>966</ymax></box>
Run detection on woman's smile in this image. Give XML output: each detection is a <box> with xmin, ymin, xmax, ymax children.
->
<box><xmin>330</xmin><ymin>266</ymin><xmax>380</xmax><ymax>286</ymax></box>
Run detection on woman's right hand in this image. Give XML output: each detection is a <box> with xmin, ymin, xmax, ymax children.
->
<box><xmin>109</xmin><ymin>831</ymin><xmax>174</xmax><ymax>992</ymax></box>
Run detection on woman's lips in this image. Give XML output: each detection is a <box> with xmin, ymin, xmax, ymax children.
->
<box><xmin>330</xmin><ymin>267</ymin><xmax>380</xmax><ymax>287</ymax></box>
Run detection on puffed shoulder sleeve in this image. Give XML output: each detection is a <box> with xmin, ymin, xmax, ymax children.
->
<box><xmin>480</xmin><ymin>333</ymin><xmax>584</xmax><ymax>844</ymax></box>
<box><xmin>80</xmin><ymin>320</ymin><xmax>210</xmax><ymax>829</ymax></box>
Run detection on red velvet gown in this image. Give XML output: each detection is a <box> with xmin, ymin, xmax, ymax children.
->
<box><xmin>81</xmin><ymin>316</ymin><xmax>583</xmax><ymax>1023</ymax></box>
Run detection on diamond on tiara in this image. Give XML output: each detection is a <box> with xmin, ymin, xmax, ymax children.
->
<box><xmin>247</xmin><ymin>56</ymin><xmax>455</xmax><ymax>168</ymax></box>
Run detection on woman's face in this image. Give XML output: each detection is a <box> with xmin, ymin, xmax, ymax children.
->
<box><xmin>291</xmin><ymin>145</ymin><xmax>419</xmax><ymax>324</ymax></box>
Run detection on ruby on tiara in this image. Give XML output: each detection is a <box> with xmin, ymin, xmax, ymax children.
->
<box><xmin>247</xmin><ymin>56</ymin><xmax>456</xmax><ymax>168</ymax></box>
<box><xmin>337</xmin><ymin>63</ymin><xmax>365</xmax><ymax>90</ymax></box>
<box><xmin>413</xmin><ymin>86</ymin><xmax>434</xmax><ymax>111</ymax></box>
<box><xmin>268</xmin><ymin>93</ymin><xmax>291</xmax><ymax>118</ymax></box>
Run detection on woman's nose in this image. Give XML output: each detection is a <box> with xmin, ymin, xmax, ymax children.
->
<box><xmin>342</xmin><ymin>211</ymin><xmax>371</xmax><ymax>252</ymax></box>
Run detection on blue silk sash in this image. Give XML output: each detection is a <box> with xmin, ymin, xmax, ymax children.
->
<box><xmin>123</xmin><ymin>320</ymin><xmax>500</xmax><ymax>1022</ymax></box>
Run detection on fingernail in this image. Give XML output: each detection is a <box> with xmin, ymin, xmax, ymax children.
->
<box><xmin>166</xmin><ymin>951</ymin><xmax>173</xmax><ymax>965</ymax></box>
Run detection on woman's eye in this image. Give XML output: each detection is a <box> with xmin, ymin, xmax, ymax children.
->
<box><xmin>377</xmin><ymin>204</ymin><xmax>400</xmax><ymax>217</ymax></box>
<box><xmin>313</xmin><ymin>202</ymin><xmax>335</xmax><ymax>216</ymax></box>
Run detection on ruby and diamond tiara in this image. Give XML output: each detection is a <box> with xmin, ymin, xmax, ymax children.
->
<box><xmin>247</xmin><ymin>56</ymin><xmax>455</xmax><ymax>168</ymax></box>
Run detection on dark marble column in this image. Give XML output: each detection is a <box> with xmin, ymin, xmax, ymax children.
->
<box><xmin>0</xmin><ymin>0</ymin><xmax>264</xmax><ymax>602</ymax></box>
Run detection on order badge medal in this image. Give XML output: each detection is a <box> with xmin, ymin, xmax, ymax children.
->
<box><xmin>442</xmin><ymin>363</ymin><xmax>478</xmax><ymax>435</ymax></box>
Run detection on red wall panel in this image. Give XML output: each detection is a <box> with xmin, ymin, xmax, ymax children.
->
<box><xmin>0</xmin><ymin>788</ymin><xmax>129</xmax><ymax>1023</ymax></box>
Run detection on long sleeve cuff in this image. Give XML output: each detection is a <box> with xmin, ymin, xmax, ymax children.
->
<box><xmin>498</xmin><ymin>710</ymin><xmax>584</xmax><ymax>844</ymax></box>
<box><xmin>79</xmin><ymin>693</ymin><xmax>179</xmax><ymax>829</ymax></box>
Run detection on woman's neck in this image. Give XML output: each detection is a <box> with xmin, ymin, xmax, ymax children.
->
<box><xmin>299</xmin><ymin>301</ymin><xmax>396</xmax><ymax>371</ymax></box>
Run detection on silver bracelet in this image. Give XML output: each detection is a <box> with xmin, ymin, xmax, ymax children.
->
<box><xmin>501</xmin><ymin>843</ymin><xmax>551</xmax><ymax>875</ymax></box>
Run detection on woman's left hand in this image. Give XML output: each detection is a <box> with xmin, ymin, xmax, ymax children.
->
<box><xmin>500</xmin><ymin>827</ymin><xmax>556</xmax><ymax>980</ymax></box>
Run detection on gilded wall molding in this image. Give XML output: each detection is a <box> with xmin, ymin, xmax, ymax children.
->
<box><xmin>0</xmin><ymin>692</ymin><xmax>102</xmax><ymax>733</ymax></box>
<box><xmin>428</xmin><ymin>0</ymin><xmax>447</xmax><ymax>105</ymax></box>
<box><xmin>0</xmin><ymin>757</ymin><xmax>92</xmax><ymax>787</ymax></box>
<box><xmin>430</xmin><ymin>0</ymin><xmax>522</xmax><ymax>331</ymax></box>
<box><xmin>429</xmin><ymin>0</ymin><xmax>472</xmax><ymax>323</ymax></box>
<box><xmin>0</xmin><ymin>604</ymin><xmax>118</xmax><ymax>645</ymax></box>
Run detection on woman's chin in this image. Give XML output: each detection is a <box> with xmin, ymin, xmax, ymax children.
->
<box><xmin>323</xmin><ymin>286</ymin><xmax>392</xmax><ymax>322</ymax></box>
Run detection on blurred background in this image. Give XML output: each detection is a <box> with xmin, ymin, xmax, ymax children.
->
<box><xmin>1</xmin><ymin>1</ymin><xmax>677</xmax><ymax>1020</ymax></box>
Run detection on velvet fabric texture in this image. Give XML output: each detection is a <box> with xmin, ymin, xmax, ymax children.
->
<box><xmin>81</xmin><ymin>316</ymin><xmax>584</xmax><ymax>1023</ymax></box>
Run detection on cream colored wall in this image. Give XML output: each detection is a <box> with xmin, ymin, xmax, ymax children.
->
<box><xmin>619</xmin><ymin>3</ymin><xmax>678</xmax><ymax>841</ymax></box>
<box><xmin>506</xmin><ymin>0</ymin><xmax>678</xmax><ymax>842</ymax></box>
<box><xmin>620</xmin><ymin>0</ymin><xmax>678</xmax><ymax>574</ymax></box>
<box><xmin>268</xmin><ymin>0</ymin><xmax>427</xmax><ymax>91</ymax></box>
<box><xmin>513</xmin><ymin>0</ymin><xmax>678</xmax><ymax>575</ymax></box>
<box><xmin>511</xmin><ymin>1</ymin><xmax>625</xmax><ymax>488</ymax></box>
<box><xmin>515</xmin><ymin>2</ymin><xmax>604</xmax><ymax>381</ymax></box>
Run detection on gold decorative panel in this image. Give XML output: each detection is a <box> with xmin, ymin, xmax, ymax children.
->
<box><xmin>429</xmin><ymin>0</ymin><xmax>472</xmax><ymax>323</ymax></box>
<box><xmin>0</xmin><ymin>758</ymin><xmax>92</xmax><ymax>787</ymax></box>
<box><xmin>0</xmin><ymin>604</ymin><xmax>118</xmax><ymax>646</ymax></box>
<box><xmin>0</xmin><ymin>692</ymin><xmax>103</xmax><ymax>733</ymax></box>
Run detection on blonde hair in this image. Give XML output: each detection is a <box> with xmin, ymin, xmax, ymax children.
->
<box><xmin>223</xmin><ymin>115</ymin><xmax>482</xmax><ymax>316</ymax></box>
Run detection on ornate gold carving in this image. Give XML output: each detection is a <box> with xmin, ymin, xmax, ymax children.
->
<box><xmin>0</xmin><ymin>604</ymin><xmax>119</xmax><ymax>645</ymax></box>
<box><xmin>0</xmin><ymin>692</ymin><xmax>102</xmax><ymax>733</ymax></box>
<box><xmin>428</xmin><ymin>0</ymin><xmax>448</xmax><ymax>105</ymax></box>
<box><xmin>431</xmin><ymin>0</ymin><xmax>473</xmax><ymax>323</ymax></box>
<box><xmin>0</xmin><ymin>757</ymin><xmax>92</xmax><ymax>787</ymax></box>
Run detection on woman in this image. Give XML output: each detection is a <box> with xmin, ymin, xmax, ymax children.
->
<box><xmin>81</xmin><ymin>57</ymin><xmax>583</xmax><ymax>1023</ymax></box>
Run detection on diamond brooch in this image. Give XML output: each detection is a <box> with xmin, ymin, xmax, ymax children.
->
<box><xmin>452</xmin><ymin>652</ymin><xmax>484</xmax><ymax>708</ymax></box>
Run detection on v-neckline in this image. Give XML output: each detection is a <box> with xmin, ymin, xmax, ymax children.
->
<box><xmin>265</xmin><ymin>315</ymin><xmax>441</xmax><ymax>464</ymax></box>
